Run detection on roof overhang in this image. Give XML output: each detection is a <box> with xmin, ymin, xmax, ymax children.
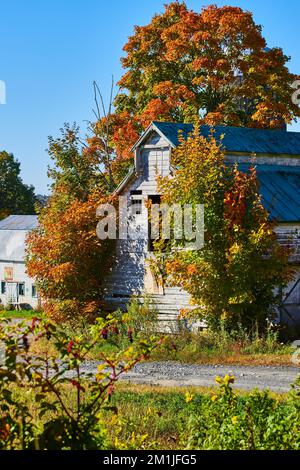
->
<box><xmin>131</xmin><ymin>122</ymin><xmax>176</xmax><ymax>152</ymax></box>
<box><xmin>114</xmin><ymin>166</ymin><xmax>137</xmax><ymax>196</ymax></box>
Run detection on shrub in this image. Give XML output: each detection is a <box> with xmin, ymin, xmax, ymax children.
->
<box><xmin>182</xmin><ymin>375</ymin><xmax>300</xmax><ymax>450</ymax></box>
<box><xmin>0</xmin><ymin>316</ymin><xmax>158</xmax><ymax>450</ymax></box>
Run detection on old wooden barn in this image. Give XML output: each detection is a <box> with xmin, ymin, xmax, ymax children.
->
<box><xmin>103</xmin><ymin>121</ymin><xmax>300</xmax><ymax>327</ymax></box>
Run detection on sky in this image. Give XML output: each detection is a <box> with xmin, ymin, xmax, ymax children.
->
<box><xmin>0</xmin><ymin>0</ymin><xmax>300</xmax><ymax>194</ymax></box>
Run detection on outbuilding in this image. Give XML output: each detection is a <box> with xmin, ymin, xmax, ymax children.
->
<box><xmin>0</xmin><ymin>215</ymin><xmax>39</xmax><ymax>309</ymax></box>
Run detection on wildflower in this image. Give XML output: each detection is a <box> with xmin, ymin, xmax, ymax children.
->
<box><xmin>224</xmin><ymin>374</ymin><xmax>235</xmax><ymax>385</ymax></box>
<box><xmin>67</xmin><ymin>340</ymin><xmax>74</xmax><ymax>353</ymax></box>
<box><xmin>31</xmin><ymin>317</ymin><xmax>39</xmax><ymax>332</ymax></box>
<box><xmin>185</xmin><ymin>392</ymin><xmax>194</xmax><ymax>403</ymax></box>
<box><xmin>231</xmin><ymin>416</ymin><xmax>238</xmax><ymax>425</ymax></box>
<box><xmin>211</xmin><ymin>395</ymin><xmax>218</xmax><ymax>402</ymax></box>
<box><xmin>0</xmin><ymin>421</ymin><xmax>10</xmax><ymax>440</ymax></box>
<box><xmin>187</xmin><ymin>264</ymin><xmax>198</xmax><ymax>276</ymax></box>
<box><xmin>111</xmin><ymin>325</ymin><xmax>119</xmax><ymax>335</ymax></box>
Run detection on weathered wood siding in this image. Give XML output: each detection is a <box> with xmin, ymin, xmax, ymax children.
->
<box><xmin>104</xmin><ymin>129</ymin><xmax>300</xmax><ymax>326</ymax></box>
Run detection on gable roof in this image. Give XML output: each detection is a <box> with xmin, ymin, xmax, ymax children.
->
<box><xmin>0</xmin><ymin>215</ymin><xmax>38</xmax><ymax>231</ymax></box>
<box><xmin>152</xmin><ymin>121</ymin><xmax>300</xmax><ymax>156</ymax></box>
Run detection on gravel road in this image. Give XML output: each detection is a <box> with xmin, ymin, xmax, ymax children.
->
<box><xmin>79</xmin><ymin>361</ymin><xmax>300</xmax><ymax>393</ymax></box>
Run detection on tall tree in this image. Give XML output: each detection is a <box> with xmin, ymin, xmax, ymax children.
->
<box><xmin>106</xmin><ymin>2</ymin><xmax>300</xmax><ymax>160</ymax></box>
<box><xmin>27</xmin><ymin>125</ymin><xmax>116</xmax><ymax>322</ymax></box>
<box><xmin>155</xmin><ymin>127</ymin><xmax>293</xmax><ymax>332</ymax></box>
<box><xmin>0</xmin><ymin>151</ymin><xmax>36</xmax><ymax>220</ymax></box>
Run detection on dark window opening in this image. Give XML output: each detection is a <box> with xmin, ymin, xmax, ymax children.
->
<box><xmin>32</xmin><ymin>285</ymin><xmax>37</xmax><ymax>298</ymax></box>
<box><xmin>18</xmin><ymin>283</ymin><xmax>25</xmax><ymax>296</ymax></box>
<box><xmin>1</xmin><ymin>282</ymin><xmax>6</xmax><ymax>295</ymax></box>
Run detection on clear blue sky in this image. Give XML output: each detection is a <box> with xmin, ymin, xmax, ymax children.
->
<box><xmin>0</xmin><ymin>0</ymin><xmax>299</xmax><ymax>194</ymax></box>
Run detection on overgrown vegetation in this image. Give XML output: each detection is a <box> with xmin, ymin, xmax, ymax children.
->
<box><xmin>0</xmin><ymin>317</ymin><xmax>158</xmax><ymax>450</ymax></box>
<box><xmin>154</xmin><ymin>126</ymin><xmax>293</xmax><ymax>332</ymax></box>
<box><xmin>24</xmin><ymin>300</ymin><xmax>294</xmax><ymax>366</ymax></box>
<box><xmin>108</xmin><ymin>379</ymin><xmax>300</xmax><ymax>450</ymax></box>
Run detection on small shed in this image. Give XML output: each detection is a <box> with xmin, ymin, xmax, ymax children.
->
<box><xmin>103</xmin><ymin>122</ymin><xmax>300</xmax><ymax>327</ymax></box>
<box><xmin>0</xmin><ymin>215</ymin><xmax>39</xmax><ymax>309</ymax></box>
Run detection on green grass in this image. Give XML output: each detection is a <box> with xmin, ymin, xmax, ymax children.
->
<box><xmin>104</xmin><ymin>383</ymin><xmax>294</xmax><ymax>449</ymax></box>
<box><xmin>0</xmin><ymin>310</ymin><xmax>42</xmax><ymax>320</ymax></box>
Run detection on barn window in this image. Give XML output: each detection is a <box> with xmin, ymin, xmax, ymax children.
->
<box><xmin>1</xmin><ymin>282</ymin><xmax>6</xmax><ymax>294</ymax></box>
<box><xmin>130</xmin><ymin>190</ymin><xmax>143</xmax><ymax>216</ymax></box>
<box><xmin>18</xmin><ymin>283</ymin><xmax>25</xmax><ymax>296</ymax></box>
<box><xmin>32</xmin><ymin>285</ymin><xmax>37</xmax><ymax>298</ymax></box>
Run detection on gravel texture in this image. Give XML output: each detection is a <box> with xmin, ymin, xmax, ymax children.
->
<box><xmin>79</xmin><ymin>361</ymin><xmax>300</xmax><ymax>393</ymax></box>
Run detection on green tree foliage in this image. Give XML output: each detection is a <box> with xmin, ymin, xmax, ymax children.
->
<box><xmin>156</xmin><ymin>127</ymin><xmax>293</xmax><ymax>331</ymax></box>
<box><xmin>0</xmin><ymin>151</ymin><xmax>36</xmax><ymax>219</ymax></box>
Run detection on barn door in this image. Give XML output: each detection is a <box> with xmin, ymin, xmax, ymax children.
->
<box><xmin>279</xmin><ymin>271</ymin><xmax>300</xmax><ymax>325</ymax></box>
<box><xmin>5</xmin><ymin>282</ymin><xmax>18</xmax><ymax>306</ymax></box>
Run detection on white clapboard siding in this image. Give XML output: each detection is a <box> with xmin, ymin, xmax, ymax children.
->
<box><xmin>0</xmin><ymin>260</ymin><xmax>39</xmax><ymax>309</ymax></box>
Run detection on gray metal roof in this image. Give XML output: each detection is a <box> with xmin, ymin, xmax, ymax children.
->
<box><xmin>0</xmin><ymin>216</ymin><xmax>38</xmax><ymax>262</ymax></box>
<box><xmin>0</xmin><ymin>215</ymin><xmax>38</xmax><ymax>231</ymax></box>
<box><xmin>0</xmin><ymin>230</ymin><xmax>28</xmax><ymax>262</ymax></box>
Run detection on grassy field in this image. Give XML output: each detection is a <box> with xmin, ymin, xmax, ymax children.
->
<box><xmin>0</xmin><ymin>310</ymin><xmax>42</xmax><ymax>320</ymax></box>
<box><xmin>92</xmin><ymin>383</ymin><xmax>297</xmax><ymax>449</ymax></box>
<box><xmin>6</xmin><ymin>381</ymin><xmax>293</xmax><ymax>450</ymax></box>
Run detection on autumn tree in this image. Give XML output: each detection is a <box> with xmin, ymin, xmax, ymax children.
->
<box><xmin>105</xmin><ymin>1</ymin><xmax>300</xmax><ymax>160</ymax></box>
<box><xmin>27</xmin><ymin>125</ymin><xmax>116</xmax><ymax>322</ymax></box>
<box><xmin>156</xmin><ymin>127</ymin><xmax>292</xmax><ymax>332</ymax></box>
<box><xmin>0</xmin><ymin>151</ymin><xmax>36</xmax><ymax>220</ymax></box>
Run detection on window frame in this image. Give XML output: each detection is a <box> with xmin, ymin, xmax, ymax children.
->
<box><xmin>18</xmin><ymin>283</ymin><xmax>25</xmax><ymax>297</ymax></box>
<box><xmin>1</xmin><ymin>281</ymin><xmax>6</xmax><ymax>295</ymax></box>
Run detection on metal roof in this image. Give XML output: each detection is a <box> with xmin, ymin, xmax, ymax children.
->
<box><xmin>237</xmin><ymin>164</ymin><xmax>300</xmax><ymax>223</ymax></box>
<box><xmin>153</xmin><ymin>121</ymin><xmax>300</xmax><ymax>156</ymax></box>
<box><xmin>0</xmin><ymin>230</ymin><xmax>28</xmax><ymax>262</ymax></box>
<box><xmin>0</xmin><ymin>216</ymin><xmax>38</xmax><ymax>262</ymax></box>
<box><xmin>0</xmin><ymin>215</ymin><xmax>38</xmax><ymax>231</ymax></box>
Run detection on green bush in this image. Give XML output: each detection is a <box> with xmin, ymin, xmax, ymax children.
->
<box><xmin>182</xmin><ymin>375</ymin><xmax>300</xmax><ymax>450</ymax></box>
<box><xmin>0</xmin><ymin>316</ymin><xmax>158</xmax><ymax>450</ymax></box>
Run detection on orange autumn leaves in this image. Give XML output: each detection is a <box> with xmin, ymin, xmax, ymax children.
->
<box><xmin>98</xmin><ymin>2</ymin><xmax>300</xmax><ymax>164</ymax></box>
<box><xmin>26</xmin><ymin>191</ymin><xmax>116</xmax><ymax>321</ymax></box>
